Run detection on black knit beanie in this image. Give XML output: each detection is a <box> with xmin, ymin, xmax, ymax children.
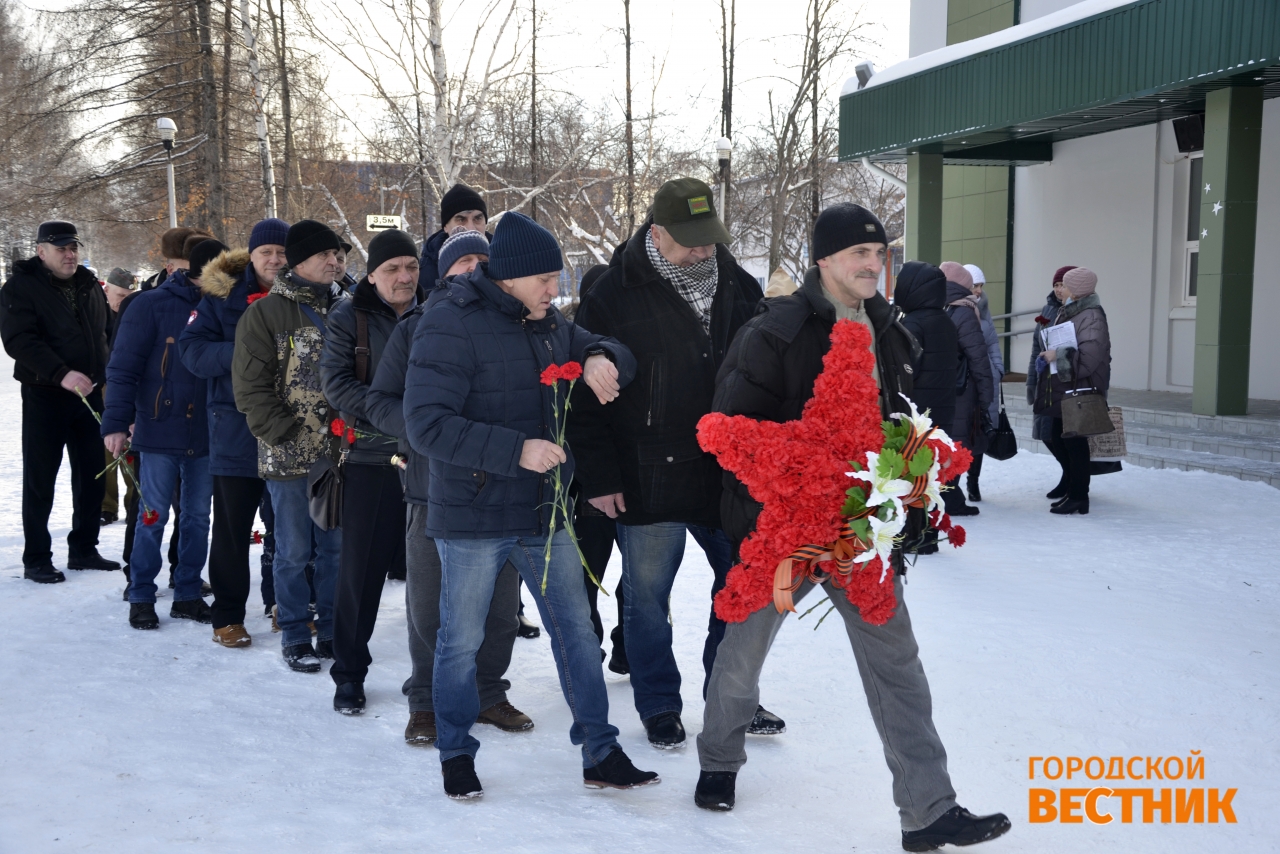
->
<box><xmin>188</xmin><ymin>239</ymin><xmax>228</xmax><ymax>280</ymax></box>
<box><xmin>366</xmin><ymin>229</ymin><xmax>419</xmax><ymax>277</ymax></box>
<box><xmin>286</xmin><ymin>219</ymin><xmax>342</xmax><ymax>268</ymax></box>
<box><xmin>812</xmin><ymin>203</ymin><xmax>888</xmax><ymax>262</ymax></box>
<box><xmin>487</xmin><ymin>211</ymin><xmax>562</xmax><ymax>280</ymax></box>
<box><xmin>440</xmin><ymin>184</ymin><xmax>487</xmax><ymax>227</ymax></box>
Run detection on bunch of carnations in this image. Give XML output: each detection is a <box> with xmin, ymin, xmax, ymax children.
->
<box><xmin>538</xmin><ymin>361</ymin><xmax>596</xmax><ymax>593</ymax></box>
<box><xmin>329</xmin><ymin>417</ymin><xmax>394</xmax><ymax>449</ymax></box>
<box><xmin>78</xmin><ymin>392</ymin><xmax>159</xmax><ymax>525</ymax></box>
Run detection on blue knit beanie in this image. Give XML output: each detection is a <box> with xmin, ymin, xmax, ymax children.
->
<box><xmin>487</xmin><ymin>212</ymin><xmax>562</xmax><ymax>279</ymax></box>
<box><xmin>437</xmin><ymin>229</ymin><xmax>491</xmax><ymax>279</ymax></box>
<box><xmin>249</xmin><ymin>217</ymin><xmax>290</xmax><ymax>252</ymax></box>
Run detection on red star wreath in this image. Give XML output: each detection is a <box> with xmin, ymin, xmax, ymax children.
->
<box><xmin>697</xmin><ymin>320</ymin><xmax>971</xmax><ymax>626</ymax></box>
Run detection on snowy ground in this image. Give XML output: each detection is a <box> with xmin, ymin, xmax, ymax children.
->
<box><xmin>1</xmin><ymin>357</ymin><xmax>1278</xmax><ymax>854</ymax></box>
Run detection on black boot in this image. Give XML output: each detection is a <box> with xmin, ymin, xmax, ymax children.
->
<box><xmin>1046</xmin><ymin>482</ymin><xmax>1068</xmax><ymax>500</ymax></box>
<box><xmin>901</xmin><ymin>806</ymin><xmax>1011</xmax><ymax>852</ymax></box>
<box><xmin>170</xmin><ymin>598</ymin><xmax>212</xmax><ymax>624</ymax></box>
<box><xmin>642</xmin><ymin>711</ymin><xmax>686</xmax><ymax>749</ymax></box>
<box><xmin>441</xmin><ymin>755</ymin><xmax>483</xmax><ymax>799</ymax></box>
<box><xmin>315</xmin><ymin>639</ymin><xmax>334</xmax><ymax>659</ymax></box>
<box><xmin>517</xmin><ymin>612</ymin><xmax>541</xmax><ymax>639</ymax></box>
<box><xmin>334</xmin><ymin>682</ymin><xmax>366</xmax><ymax>715</ymax></box>
<box><xmin>1050</xmin><ymin>498</ymin><xmax>1089</xmax><ymax>515</ymax></box>
<box><xmin>24</xmin><ymin>563</ymin><xmax>65</xmax><ymax>584</ymax></box>
<box><xmin>129</xmin><ymin>602</ymin><xmax>160</xmax><ymax>630</ymax></box>
<box><xmin>694</xmin><ymin>770</ymin><xmax>737</xmax><ymax>811</ymax></box>
<box><xmin>966</xmin><ymin>482</ymin><xmax>982</xmax><ymax>503</ymax></box>
<box><xmin>747</xmin><ymin>705</ymin><xmax>786</xmax><ymax>735</ymax></box>
<box><xmin>283</xmin><ymin>643</ymin><xmax>322</xmax><ymax>673</ymax></box>
<box><xmin>607</xmin><ymin>625</ymin><xmax>630</xmax><ymax>675</ymax></box>
<box><xmin>583</xmin><ymin>749</ymin><xmax>659</xmax><ymax>789</ymax></box>
<box><xmin>67</xmin><ymin>552</ymin><xmax>121</xmax><ymax>571</ymax></box>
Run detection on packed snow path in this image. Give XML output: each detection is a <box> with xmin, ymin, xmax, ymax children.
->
<box><xmin>1</xmin><ymin>361</ymin><xmax>1276</xmax><ymax>852</ymax></box>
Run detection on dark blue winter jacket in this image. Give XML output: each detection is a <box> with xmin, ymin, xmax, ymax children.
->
<box><xmin>404</xmin><ymin>267</ymin><xmax>636</xmax><ymax>539</ymax></box>
<box><xmin>102</xmin><ymin>269</ymin><xmax>209</xmax><ymax>456</ymax></box>
<box><xmin>177</xmin><ymin>249</ymin><xmax>262</xmax><ymax>477</ymax></box>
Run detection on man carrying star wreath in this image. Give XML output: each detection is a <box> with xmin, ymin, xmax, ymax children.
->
<box><xmin>693</xmin><ymin>203</ymin><xmax>1011</xmax><ymax>853</ymax></box>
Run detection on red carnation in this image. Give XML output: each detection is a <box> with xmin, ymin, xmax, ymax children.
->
<box><xmin>251</xmin><ymin>529</ymin><xmax>263</xmax><ymax>545</ymax></box>
<box><xmin>948</xmin><ymin>525</ymin><xmax>967</xmax><ymax>548</ymax></box>
<box><xmin>345</xmin><ymin>427</ymin><xmax>357</xmax><ymax>444</ymax></box>
<box><xmin>540</xmin><ymin>364</ymin><xmax>562</xmax><ymax>386</ymax></box>
<box><xmin>331</xmin><ymin>418</ymin><xmax>346</xmax><ymax>436</ymax></box>
<box><xmin>142</xmin><ymin>509</ymin><xmax>160</xmax><ymax>526</ymax></box>
<box><xmin>125</xmin><ymin>454</ymin><xmax>136</xmax><ymax>467</ymax></box>
<box><xmin>558</xmin><ymin>361</ymin><xmax>583</xmax><ymax>381</ymax></box>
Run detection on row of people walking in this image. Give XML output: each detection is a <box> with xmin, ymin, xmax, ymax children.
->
<box><xmin>1</xmin><ymin>182</ymin><xmax>1018</xmax><ymax>850</ymax></box>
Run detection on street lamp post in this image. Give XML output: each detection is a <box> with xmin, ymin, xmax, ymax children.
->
<box><xmin>156</xmin><ymin>118</ymin><xmax>178</xmax><ymax>228</ymax></box>
<box><xmin>715</xmin><ymin>136</ymin><xmax>733</xmax><ymax>229</ymax></box>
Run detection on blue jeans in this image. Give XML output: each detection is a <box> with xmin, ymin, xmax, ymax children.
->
<box><xmin>265</xmin><ymin>477</ymin><xmax>340</xmax><ymax>648</ymax></box>
<box><xmin>615</xmin><ymin>522</ymin><xmax>735</xmax><ymax>720</ymax></box>
<box><xmin>128</xmin><ymin>452</ymin><xmax>212</xmax><ymax>605</ymax></box>
<box><xmin>434</xmin><ymin>529</ymin><xmax>620</xmax><ymax>767</ymax></box>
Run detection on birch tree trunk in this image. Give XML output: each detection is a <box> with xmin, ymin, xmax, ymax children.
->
<box><xmin>239</xmin><ymin>0</ymin><xmax>276</xmax><ymax>218</ymax></box>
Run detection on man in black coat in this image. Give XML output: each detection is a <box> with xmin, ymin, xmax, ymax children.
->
<box><xmin>568</xmin><ymin>178</ymin><xmax>781</xmax><ymax>750</ymax></box>
<box><xmin>693</xmin><ymin>205</ymin><xmax>1010</xmax><ymax>853</ymax></box>
<box><xmin>893</xmin><ymin>262</ymin><xmax>958</xmax><ymax>438</ymax></box>
<box><xmin>416</xmin><ymin>184</ymin><xmax>494</xmax><ymax>289</ymax></box>
<box><xmin>0</xmin><ymin>221</ymin><xmax>119</xmax><ymax>582</ymax></box>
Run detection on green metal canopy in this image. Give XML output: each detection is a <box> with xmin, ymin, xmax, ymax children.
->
<box><xmin>839</xmin><ymin>0</ymin><xmax>1280</xmax><ymax>165</ymax></box>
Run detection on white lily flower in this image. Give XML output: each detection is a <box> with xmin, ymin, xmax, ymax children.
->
<box><xmin>854</xmin><ymin>511</ymin><xmax>905</xmax><ymax>581</ymax></box>
<box><xmin>919</xmin><ymin>458</ymin><xmax>944</xmax><ymax>513</ymax></box>
<box><xmin>850</xmin><ymin>450</ymin><xmax>914</xmax><ymax>516</ymax></box>
<box><xmin>895</xmin><ymin>392</ymin><xmax>955</xmax><ymax>449</ymax></box>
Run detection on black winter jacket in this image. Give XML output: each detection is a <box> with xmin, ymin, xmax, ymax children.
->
<box><xmin>567</xmin><ymin>220</ymin><xmax>764</xmax><ymax>528</ymax></box>
<box><xmin>320</xmin><ymin>278</ymin><xmax>427</xmax><ymax>464</ymax></box>
<box><xmin>366</xmin><ymin>302</ymin><xmax>431</xmax><ymax>504</ymax></box>
<box><xmin>403</xmin><ymin>267</ymin><xmax>635</xmax><ymax>539</ymax></box>
<box><xmin>711</xmin><ymin>267</ymin><xmax>921</xmax><ymax>552</ymax></box>
<box><xmin>945</xmin><ymin>281</ymin><xmax>995</xmax><ymax>451</ymax></box>
<box><xmin>894</xmin><ymin>262</ymin><xmax>958</xmax><ymax>434</ymax></box>
<box><xmin>0</xmin><ymin>259</ymin><xmax>110</xmax><ymax>389</ymax></box>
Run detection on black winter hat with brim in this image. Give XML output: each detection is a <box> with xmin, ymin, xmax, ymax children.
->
<box><xmin>188</xmin><ymin>239</ymin><xmax>228</xmax><ymax>280</ymax></box>
<box><xmin>812</xmin><ymin>203</ymin><xmax>887</xmax><ymax>262</ymax></box>
<box><xmin>286</xmin><ymin>219</ymin><xmax>343</xmax><ymax>268</ymax></box>
<box><xmin>366</xmin><ymin>229</ymin><xmax>419</xmax><ymax>277</ymax></box>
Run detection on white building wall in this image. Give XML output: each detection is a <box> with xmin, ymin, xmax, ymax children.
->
<box><xmin>1019</xmin><ymin>0</ymin><xmax>1089</xmax><ymax>22</ymax></box>
<box><xmin>1011</xmin><ymin>104</ymin><xmax>1280</xmax><ymax>400</ymax></box>
<box><xmin>909</xmin><ymin>0</ymin><xmax>948</xmax><ymax>56</ymax></box>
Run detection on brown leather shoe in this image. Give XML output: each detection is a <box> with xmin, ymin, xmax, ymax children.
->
<box><xmin>477</xmin><ymin>701</ymin><xmax>534</xmax><ymax>732</ymax></box>
<box><xmin>405</xmin><ymin>710</ymin><xmax>437</xmax><ymax>745</ymax></box>
<box><xmin>270</xmin><ymin>606</ymin><xmax>315</xmax><ymax>635</ymax></box>
<box><xmin>212</xmin><ymin>624</ymin><xmax>252</xmax><ymax>648</ymax></box>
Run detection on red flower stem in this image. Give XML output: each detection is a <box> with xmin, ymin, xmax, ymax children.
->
<box><xmin>77</xmin><ymin>390</ymin><xmax>156</xmax><ymax>519</ymax></box>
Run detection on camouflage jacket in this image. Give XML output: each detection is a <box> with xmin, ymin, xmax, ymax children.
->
<box><xmin>231</xmin><ymin>271</ymin><xmax>349</xmax><ymax>479</ymax></box>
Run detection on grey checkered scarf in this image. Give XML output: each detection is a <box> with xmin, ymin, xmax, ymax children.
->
<box><xmin>645</xmin><ymin>228</ymin><xmax>718</xmax><ymax>334</ymax></box>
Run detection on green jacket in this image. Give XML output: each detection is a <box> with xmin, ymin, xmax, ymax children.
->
<box><xmin>232</xmin><ymin>271</ymin><xmax>348</xmax><ymax>479</ymax></box>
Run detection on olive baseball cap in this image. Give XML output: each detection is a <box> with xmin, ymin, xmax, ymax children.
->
<box><xmin>652</xmin><ymin>178</ymin><xmax>731</xmax><ymax>247</ymax></box>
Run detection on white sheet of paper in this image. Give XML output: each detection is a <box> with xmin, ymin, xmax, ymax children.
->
<box><xmin>1044</xmin><ymin>322</ymin><xmax>1077</xmax><ymax>374</ymax></box>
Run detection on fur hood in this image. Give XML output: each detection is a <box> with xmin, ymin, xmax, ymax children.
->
<box><xmin>198</xmin><ymin>248</ymin><xmax>251</xmax><ymax>299</ymax></box>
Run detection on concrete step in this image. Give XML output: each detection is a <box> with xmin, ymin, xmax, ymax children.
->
<box><xmin>999</xmin><ymin>391</ymin><xmax>1280</xmax><ymax>488</ymax></box>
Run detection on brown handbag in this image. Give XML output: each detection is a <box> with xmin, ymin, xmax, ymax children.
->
<box><xmin>1061</xmin><ymin>388</ymin><xmax>1115</xmax><ymax>438</ymax></box>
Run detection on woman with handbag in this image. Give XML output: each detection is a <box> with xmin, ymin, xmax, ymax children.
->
<box><xmin>1033</xmin><ymin>267</ymin><xmax>1111</xmax><ymax>515</ymax></box>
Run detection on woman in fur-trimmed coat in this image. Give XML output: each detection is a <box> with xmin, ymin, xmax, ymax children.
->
<box><xmin>177</xmin><ymin>220</ymin><xmax>289</xmax><ymax>644</ymax></box>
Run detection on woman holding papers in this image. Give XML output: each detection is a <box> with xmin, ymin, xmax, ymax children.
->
<box><xmin>1033</xmin><ymin>267</ymin><xmax>1111</xmax><ymax>515</ymax></box>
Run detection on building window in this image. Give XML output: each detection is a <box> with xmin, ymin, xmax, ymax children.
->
<box><xmin>1183</xmin><ymin>154</ymin><xmax>1202</xmax><ymax>306</ymax></box>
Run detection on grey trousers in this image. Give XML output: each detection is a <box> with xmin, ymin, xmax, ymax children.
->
<box><xmin>402</xmin><ymin>504</ymin><xmax>520</xmax><ymax>713</ymax></box>
<box><xmin>697</xmin><ymin>575</ymin><xmax>958</xmax><ymax>831</ymax></box>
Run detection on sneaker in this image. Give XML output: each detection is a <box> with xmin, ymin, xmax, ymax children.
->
<box><xmin>694</xmin><ymin>770</ymin><xmax>737</xmax><ymax>811</ymax></box>
<box><xmin>901</xmin><ymin>806</ymin><xmax>1011</xmax><ymax>852</ymax></box>
<box><xmin>1050</xmin><ymin>498</ymin><xmax>1089</xmax><ymax>516</ymax></box>
<box><xmin>24</xmin><ymin>563</ymin><xmax>65</xmax><ymax>584</ymax></box>
<box><xmin>441</xmin><ymin>755</ymin><xmax>483</xmax><ymax>799</ymax></box>
<box><xmin>517</xmin><ymin>613</ymin><xmax>541</xmax><ymax>639</ymax></box>
<box><xmin>334</xmin><ymin>682</ymin><xmax>366</xmax><ymax>715</ymax></box>
<box><xmin>67</xmin><ymin>552</ymin><xmax>121</xmax><ymax>571</ymax></box>
<box><xmin>283</xmin><ymin>643</ymin><xmax>322</xmax><ymax>673</ymax></box>
<box><xmin>747</xmin><ymin>705</ymin><xmax>786</xmax><ymax>735</ymax></box>
<box><xmin>476</xmin><ymin>700</ymin><xmax>534</xmax><ymax>732</ymax></box>
<box><xmin>212</xmin><ymin>624</ymin><xmax>252</xmax><ymax>648</ymax></box>
<box><xmin>405</xmin><ymin>710</ymin><xmax>437</xmax><ymax>745</ymax></box>
<box><xmin>170</xmin><ymin>598</ymin><xmax>213</xmax><ymax>624</ymax></box>
<box><xmin>129</xmin><ymin>602</ymin><xmax>160</xmax><ymax>630</ymax></box>
<box><xmin>315</xmin><ymin>639</ymin><xmax>334</xmax><ymax>659</ymax></box>
<box><xmin>642</xmin><ymin>711</ymin><xmax>686</xmax><ymax>749</ymax></box>
<box><xmin>583</xmin><ymin>748</ymin><xmax>660</xmax><ymax>789</ymax></box>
